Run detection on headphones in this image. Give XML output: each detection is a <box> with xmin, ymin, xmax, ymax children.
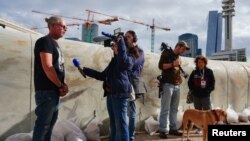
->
<box><xmin>126</xmin><ymin>30</ymin><xmax>137</xmax><ymax>43</ymax></box>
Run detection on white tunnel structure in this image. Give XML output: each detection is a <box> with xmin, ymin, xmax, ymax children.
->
<box><xmin>0</xmin><ymin>18</ymin><xmax>250</xmax><ymax>140</ymax></box>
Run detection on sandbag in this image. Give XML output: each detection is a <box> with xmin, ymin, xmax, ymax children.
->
<box><xmin>226</xmin><ymin>106</ymin><xmax>239</xmax><ymax>123</ymax></box>
<box><xmin>52</xmin><ymin>119</ymin><xmax>86</xmax><ymax>141</ymax></box>
<box><xmin>176</xmin><ymin>109</ymin><xmax>184</xmax><ymax>130</ymax></box>
<box><xmin>144</xmin><ymin>116</ymin><xmax>159</xmax><ymax>135</ymax></box>
<box><xmin>83</xmin><ymin>117</ymin><xmax>102</xmax><ymax>141</ymax></box>
<box><xmin>5</xmin><ymin>133</ymin><xmax>32</xmax><ymax>141</ymax></box>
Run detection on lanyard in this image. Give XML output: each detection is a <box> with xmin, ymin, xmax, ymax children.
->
<box><xmin>200</xmin><ymin>69</ymin><xmax>204</xmax><ymax>80</ymax></box>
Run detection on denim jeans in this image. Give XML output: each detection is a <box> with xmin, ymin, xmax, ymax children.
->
<box><xmin>128</xmin><ymin>101</ymin><xmax>136</xmax><ymax>141</ymax></box>
<box><xmin>107</xmin><ymin>95</ymin><xmax>129</xmax><ymax>141</ymax></box>
<box><xmin>32</xmin><ymin>90</ymin><xmax>60</xmax><ymax>141</ymax></box>
<box><xmin>159</xmin><ymin>83</ymin><xmax>180</xmax><ymax>133</ymax></box>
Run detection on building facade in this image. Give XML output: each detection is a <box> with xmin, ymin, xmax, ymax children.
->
<box><xmin>206</xmin><ymin>11</ymin><xmax>222</xmax><ymax>57</ymax></box>
<box><xmin>82</xmin><ymin>23</ymin><xmax>98</xmax><ymax>43</ymax></box>
<box><xmin>179</xmin><ymin>33</ymin><xmax>200</xmax><ymax>57</ymax></box>
<box><xmin>209</xmin><ymin>48</ymin><xmax>246</xmax><ymax>62</ymax></box>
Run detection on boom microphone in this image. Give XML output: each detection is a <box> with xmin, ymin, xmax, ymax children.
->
<box><xmin>72</xmin><ymin>58</ymin><xmax>86</xmax><ymax>78</ymax></box>
<box><xmin>101</xmin><ymin>31</ymin><xmax>114</xmax><ymax>39</ymax></box>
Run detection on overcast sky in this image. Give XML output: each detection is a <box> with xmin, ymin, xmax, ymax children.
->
<box><xmin>1</xmin><ymin>0</ymin><xmax>249</xmax><ymax>61</ymax></box>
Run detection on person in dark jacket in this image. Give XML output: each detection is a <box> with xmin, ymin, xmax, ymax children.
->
<box><xmin>82</xmin><ymin>36</ymin><xmax>136</xmax><ymax>141</ymax></box>
<box><xmin>188</xmin><ymin>55</ymin><xmax>215</xmax><ymax>110</ymax></box>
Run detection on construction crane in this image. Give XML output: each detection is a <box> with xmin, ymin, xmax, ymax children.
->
<box><xmin>86</xmin><ymin>9</ymin><xmax>171</xmax><ymax>52</ymax></box>
<box><xmin>32</xmin><ymin>10</ymin><xmax>119</xmax><ymax>26</ymax></box>
<box><xmin>31</xmin><ymin>23</ymin><xmax>81</xmax><ymax>30</ymax></box>
<box><xmin>32</xmin><ymin>10</ymin><xmax>118</xmax><ymax>42</ymax></box>
<box><xmin>84</xmin><ymin>10</ymin><xmax>118</xmax><ymax>42</ymax></box>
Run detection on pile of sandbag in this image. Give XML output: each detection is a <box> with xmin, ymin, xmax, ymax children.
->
<box><xmin>5</xmin><ymin>116</ymin><xmax>102</xmax><ymax>141</ymax></box>
<box><xmin>5</xmin><ymin>132</ymin><xmax>32</xmax><ymax>141</ymax></box>
<box><xmin>226</xmin><ymin>105</ymin><xmax>250</xmax><ymax>124</ymax></box>
<box><xmin>144</xmin><ymin>106</ymin><xmax>184</xmax><ymax>135</ymax></box>
<box><xmin>237</xmin><ymin>107</ymin><xmax>250</xmax><ymax>123</ymax></box>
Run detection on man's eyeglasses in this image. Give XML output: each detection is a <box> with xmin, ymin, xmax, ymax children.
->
<box><xmin>53</xmin><ymin>23</ymin><xmax>67</xmax><ymax>30</ymax></box>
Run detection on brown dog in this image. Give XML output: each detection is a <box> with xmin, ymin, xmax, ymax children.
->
<box><xmin>182</xmin><ymin>109</ymin><xmax>227</xmax><ymax>141</ymax></box>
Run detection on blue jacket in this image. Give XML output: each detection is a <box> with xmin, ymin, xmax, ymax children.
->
<box><xmin>129</xmin><ymin>46</ymin><xmax>147</xmax><ymax>95</ymax></box>
<box><xmin>130</xmin><ymin>46</ymin><xmax>144</xmax><ymax>78</ymax></box>
<box><xmin>83</xmin><ymin>38</ymin><xmax>136</xmax><ymax>98</ymax></box>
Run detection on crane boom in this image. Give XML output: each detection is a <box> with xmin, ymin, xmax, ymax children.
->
<box><xmin>32</xmin><ymin>10</ymin><xmax>118</xmax><ymax>26</ymax></box>
<box><xmin>86</xmin><ymin>9</ymin><xmax>171</xmax><ymax>52</ymax></box>
<box><xmin>32</xmin><ymin>9</ymin><xmax>171</xmax><ymax>48</ymax></box>
<box><xmin>32</xmin><ymin>10</ymin><xmax>120</xmax><ymax>44</ymax></box>
<box><xmin>32</xmin><ymin>10</ymin><xmax>87</xmax><ymax>21</ymax></box>
<box><xmin>31</xmin><ymin>22</ymin><xmax>81</xmax><ymax>30</ymax></box>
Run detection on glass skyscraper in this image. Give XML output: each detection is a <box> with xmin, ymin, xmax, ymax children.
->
<box><xmin>206</xmin><ymin>11</ymin><xmax>222</xmax><ymax>57</ymax></box>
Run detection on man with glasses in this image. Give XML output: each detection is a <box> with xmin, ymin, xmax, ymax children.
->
<box><xmin>33</xmin><ymin>16</ymin><xmax>68</xmax><ymax>141</ymax></box>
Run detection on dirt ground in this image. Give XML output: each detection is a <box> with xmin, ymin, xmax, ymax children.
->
<box><xmin>101</xmin><ymin>130</ymin><xmax>203</xmax><ymax>141</ymax></box>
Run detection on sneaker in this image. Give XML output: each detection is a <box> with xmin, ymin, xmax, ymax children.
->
<box><xmin>169</xmin><ymin>130</ymin><xmax>183</xmax><ymax>136</ymax></box>
<box><xmin>159</xmin><ymin>132</ymin><xmax>168</xmax><ymax>139</ymax></box>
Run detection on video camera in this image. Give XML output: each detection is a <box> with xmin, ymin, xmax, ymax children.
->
<box><xmin>160</xmin><ymin>42</ymin><xmax>174</xmax><ymax>55</ymax></box>
<box><xmin>102</xmin><ymin>28</ymin><xmax>125</xmax><ymax>47</ymax></box>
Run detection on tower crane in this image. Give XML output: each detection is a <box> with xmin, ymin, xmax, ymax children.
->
<box><xmin>31</xmin><ymin>23</ymin><xmax>81</xmax><ymax>30</ymax></box>
<box><xmin>32</xmin><ymin>10</ymin><xmax>118</xmax><ymax>42</ymax></box>
<box><xmin>32</xmin><ymin>10</ymin><xmax>87</xmax><ymax>21</ymax></box>
<box><xmin>83</xmin><ymin>10</ymin><xmax>118</xmax><ymax>42</ymax></box>
<box><xmin>86</xmin><ymin>9</ymin><xmax>171</xmax><ymax>52</ymax></box>
<box><xmin>32</xmin><ymin>10</ymin><xmax>118</xmax><ymax>26</ymax></box>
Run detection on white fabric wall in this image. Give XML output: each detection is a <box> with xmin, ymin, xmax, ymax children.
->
<box><xmin>0</xmin><ymin>21</ymin><xmax>250</xmax><ymax>140</ymax></box>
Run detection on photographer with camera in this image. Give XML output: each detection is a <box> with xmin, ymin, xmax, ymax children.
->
<box><xmin>125</xmin><ymin>30</ymin><xmax>147</xmax><ymax>141</ymax></box>
<box><xmin>82</xmin><ymin>34</ymin><xmax>136</xmax><ymax>141</ymax></box>
<box><xmin>158</xmin><ymin>41</ymin><xmax>189</xmax><ymax>139</ymax></box>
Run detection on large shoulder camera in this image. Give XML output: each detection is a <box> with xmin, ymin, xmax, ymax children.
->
<box><xmin>102</xmin><ymin>28</ymin><xmax>125</xmax><ymax>47</ymax></box>
<box><xmin>160</xmin><ymin>42</ymin><xmax>173</xmax><ymax>54</ymax></box>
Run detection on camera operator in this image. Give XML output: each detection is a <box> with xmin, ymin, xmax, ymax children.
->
<box><xmin>158</xmin><ymin>41</ymin><xmax>189</xmax><ymax>139</ymax></box>
<box><xmin>125</xmin><ymin>30</ymin><xmax>147</xmax><ymax>141</ymax></box>
<box><xmin>82</xmin><ymin>35</ymin><xmax>136</xmax><ymax>141</ymax></box>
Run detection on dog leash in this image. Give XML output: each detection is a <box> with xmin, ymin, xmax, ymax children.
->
<box><xmin>211</xmin><ymin>110</ymin><xmax>220</xmax><ymax>124</ymax></box>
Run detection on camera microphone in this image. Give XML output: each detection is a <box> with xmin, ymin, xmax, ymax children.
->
<box><xmin>101</xmin><ymin>31</ymin><xmax>114</xmax><ymax>39</ymax></box>
<box><xmin>72</xmin><ymin>58</ymin><xmax>86</xmax><ymax>78</ymax></box>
